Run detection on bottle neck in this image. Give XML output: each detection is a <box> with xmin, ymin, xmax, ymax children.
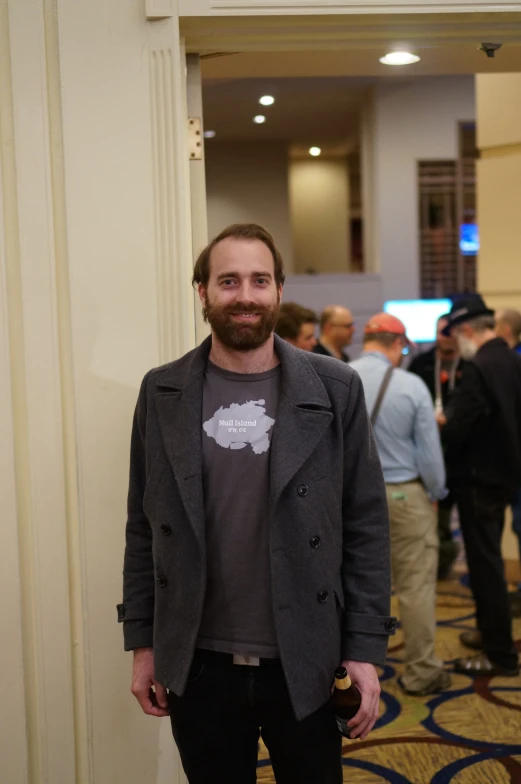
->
<box><xmin>335</xmin><ymin>674</ymin><xmax>352</xmax><ymax>691</ymax></box>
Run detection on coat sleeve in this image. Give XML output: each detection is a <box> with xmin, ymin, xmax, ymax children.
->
<box><xmin>117</xmin><ymin>371</ymin><xmax>156</xmax><ymax>651</ymax></box>
<box><xmin>341</xmin><ymin>371</ymin><xmax>395</xmax><ymax>665</ymax></box>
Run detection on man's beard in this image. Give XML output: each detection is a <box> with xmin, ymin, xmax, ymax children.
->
<box><xmin>456</xmin><ymin>334</ymin><xmax>478</xmax><ymax>360</ymax></box>
<box><xmin>203</xmin><ymin>294</ymin><xmax>280</xmax><ymax>352</ymax></box>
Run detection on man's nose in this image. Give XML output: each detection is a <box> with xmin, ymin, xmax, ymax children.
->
<box><xmin>236</xmin><ymin>281</ymin><xmax>257</xmax><ymax>302</ymax></box>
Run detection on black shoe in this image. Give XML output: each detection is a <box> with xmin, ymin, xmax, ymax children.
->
<box><xmin>454</xmin><ymin>653</ymin><xmax>520</xmax><ymax>677</ymax></box>
<box><xmin>459</xmin><ymin>630</ymin><xmax>483</xmax><ymax>650</ymax></box>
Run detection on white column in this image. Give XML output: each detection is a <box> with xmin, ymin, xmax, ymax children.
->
<box><xmin>0</xmin><ymin>1</ymin><xmax>194</xmax><ymax>782</ymax></box>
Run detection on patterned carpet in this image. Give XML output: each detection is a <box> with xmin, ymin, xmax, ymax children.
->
<box><xmin>257</xmin><ymin>562</ymin><xmax>521</xmax><ymax>783</ymax></box>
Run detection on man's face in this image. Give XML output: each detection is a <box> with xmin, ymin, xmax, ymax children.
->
<box><xmin>199</xmin><ymin>237</ymin><xmax>282</xmax><ymax>352</ymax></box>
<box><xmin>437</xmin><ymin>318</ymin><xmax>457</xmax><ymax>354</ymax></box>
<box><xmin>495</xmin><ymin>317</ymin><xmax>511</xmax><ymax>344</ymax></box>
<box><xmin>294</xmin><ymin>322</ymin><xmax>317</xmax><ymax>352</ymax></box>
<box><xmin>453</xmin><ymin>324</ymin><xmax>478</xmax><ymax>360</ymax></box>
<box><xmin>327</xmin><ymin>308</ymin><xmax>355</xmax><ymax>349</ymax></box>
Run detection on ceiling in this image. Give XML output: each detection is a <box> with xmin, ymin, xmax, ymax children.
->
<box><xmin>201</xmin><ymin>44</ymin><xmax>521</xmax><ymax>80</ymax></box>
<box><xmin>202</xmin><ymin>76</ymin><xmax>372</xmax><ymax>144</ymax></box>
<box><xmin>183</xmin><ymin>11</ymin><xmax>521</xmax><ymax>57</ymax></box>
<box><xmin>198</xmin><ymin>11</ymin><xmax>521</xmax><ymax>149</ymax></box>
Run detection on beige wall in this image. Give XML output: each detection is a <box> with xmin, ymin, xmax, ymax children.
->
<box><xmin>476</xmin><ymin>73</ymin><xmax>521</xmax><ymax>312</ymax></box>
<box><xmin>205</xmin><ymin>140</ymin><xmax>294</xmax><ymax>272</ymax></box>
<box><xmin>1</xmin><ymin>1</ymin><xmax>193</xmax><ymax>782</ymax></box>
<box><xmin>364</xmin><ymin>76</ymin><xmax>475</xmax><ymax>302</ymax></box>
<box><xmin>476</xmin><ymin>73</ymin><xmax>521</xmax><ymax>562</ymax></box>
<box><xmin>289</xmin><ymin>158</ymin><xmax>351</xmax><ymax>274</ymax></box>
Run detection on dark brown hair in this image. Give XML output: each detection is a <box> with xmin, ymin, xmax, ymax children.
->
<box><xmin>275</xmin><ymin>303</ymin><xmax>317</xmax><ymax>341</ymax></box>
<box><xmin>192</xmin><ymin>223</ymin><xmax>286</xmax><ymax>289</ymax></box>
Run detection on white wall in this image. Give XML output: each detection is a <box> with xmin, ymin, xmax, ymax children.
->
<box><xmin>282</xmin><ymin>273</ymin><xmax>382</xmax><ymax>359</ymax></box>
<box><xmin>205</xmin><ymin>140</ymin><xmax>294</xmax><ymax>271</ymax></box>
<box><xmin>364</xmin><ymin>76</ymin><xmax>476</xmax><ymax>303</ymax></box>
<box><xmin>289</xmin><ymin>158</ymin><xmax>351</xmax><ymax>274</ymax></box>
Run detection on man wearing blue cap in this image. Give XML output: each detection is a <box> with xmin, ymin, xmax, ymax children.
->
<box><xmin>440</xmin><ymin>294</ymin><xmax>521</xmax><ymax>677</ymax></box>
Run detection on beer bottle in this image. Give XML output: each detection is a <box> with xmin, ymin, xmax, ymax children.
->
<box><xmin>332</xmin><ymin>666</ymin><xmax>361</xmax><ymax>738</ymax></box>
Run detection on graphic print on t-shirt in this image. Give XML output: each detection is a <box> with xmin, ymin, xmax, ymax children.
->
<box><xmin>203</xmin><ymin>399</ymin><xmax>275</xmax><ymax>455</ymax></box>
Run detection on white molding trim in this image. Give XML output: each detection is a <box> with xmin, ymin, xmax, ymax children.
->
<box><xmin>181</xmin><ymin>1</ymin><xmax>521</xmax><ymax>14</ymax></box>
<box><xmin>148</xmin><ymin>21</ymin><xmax>196</xmax><ymax>362</ymax></box>
<box><xmin>5</xmin><ymin>0</ymin><xmax>77</xmax><ymax>780</ymax></box>
<box><xmin>0</xmin><ymin>4</ymin><xmax>29</xmax><ymax>782</ymax></box>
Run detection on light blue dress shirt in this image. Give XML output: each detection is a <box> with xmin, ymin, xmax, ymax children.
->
<box><xmin>350</xmin><ymin>352</ymin><xmax>446</xmax><ymax>500</ymax></box>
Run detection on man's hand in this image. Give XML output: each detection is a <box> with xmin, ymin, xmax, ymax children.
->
<box><xmin>131</xmin><ymin>647</ymin><xmax>169</xmax><ymax>717</ymax></box>
<box><xmin>436</xmin><ymin>412</ymin><xmax>447</xmax><ymax>428</ymax></box>
<box><xmin>342</xmin><ymin>660</ymin><xmax>381</xmax><ymax>740</ymax></box>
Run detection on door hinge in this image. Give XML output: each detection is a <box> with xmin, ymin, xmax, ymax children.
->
<box><xmin>188</xmin><ymin>118</ymin><xmax>203</xmax><ymax>161</ymax></box>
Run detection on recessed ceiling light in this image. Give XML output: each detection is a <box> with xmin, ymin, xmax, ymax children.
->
<box><xmin>253</xmin><ymin>115</ymin><xmax>266</xmax><ymax>124</ymax></box>
<box><xmin>309</xmin><ymin>147</ymin><xmax>321</xmax><ymax>157</ymax></box>
<box><xmin>379</xmin><ymin>51</ymin><xmax>420</xmax><ymax>66</ymax></box>
<box><xmin>259</xmin><ymin>95</ymin><xmax>275</xmax><ymax>106</ymax></box>
<box><xmin>203</xmin><ymin>130</ymin><xmax>216</xmax><ymax>139</ymax></box>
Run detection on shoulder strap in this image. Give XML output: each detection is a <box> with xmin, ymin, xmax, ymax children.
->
<box><xmin>370</xmin><ymin>366</ymin><xmax>394</xmax><ymax>426</ymax></box>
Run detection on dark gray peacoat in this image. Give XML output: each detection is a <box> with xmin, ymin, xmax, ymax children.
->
<box><xmin>118</xmin><ymin>335</ymin><xmax>394</xmax><ymax>721</ymax></box>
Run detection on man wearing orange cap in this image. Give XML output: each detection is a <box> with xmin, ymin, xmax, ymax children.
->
<box><xmin>350</xmin><ymin>313</ymin><xmax>450</xmax><ymax>696</ymax></box>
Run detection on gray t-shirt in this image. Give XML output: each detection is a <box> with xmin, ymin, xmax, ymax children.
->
<box><xmin>196</xmin><ymin>360</ymin><xmax>281</xmax><ymax>658</ymax></box>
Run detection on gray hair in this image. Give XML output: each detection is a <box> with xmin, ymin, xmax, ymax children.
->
<box><xmin>464</xmin><ymin>315</ymin><xmax>496</xmax><ymax>333</ymax></box>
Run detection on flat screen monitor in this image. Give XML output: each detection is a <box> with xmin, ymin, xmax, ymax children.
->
<box><xmin>460</xmin><ymin>223</ymin><xmax>479</xmax><ymax>256</ymax></box>
<box><xmin>383</xmin><ymin>299</ymin><xmax>452</xmax><ymax>343</ymax></box>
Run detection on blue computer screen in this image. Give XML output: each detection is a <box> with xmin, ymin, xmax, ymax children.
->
<box><xmin>460</xmin><ymin>224</ymin><xmax>480</xmax><ymax>256</ymax></box>
<box><xmin>383</xmin><ymin>299</ymin><xmax>452</xmax><ymax>343</ymax></box>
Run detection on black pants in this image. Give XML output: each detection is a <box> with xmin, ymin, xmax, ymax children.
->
<box><xmin>438</xmin><ymin>490</ymin><xmax>459</xmax><ymax>577</ymax></box>
<box><xmin>168</xmin><ymin>650</ymin><xmax>342</xmax><ymax>784</ymax></box>
<box><xmin>454</xmin><ymin>485</ymin><xmax>517</xmax><ymax>670</ymax></box>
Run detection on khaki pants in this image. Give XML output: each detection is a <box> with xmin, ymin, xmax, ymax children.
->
<box><xmin>386</xmin><ymin>481</ymin><xmax>442</xmax><ymax>691</ymax></box>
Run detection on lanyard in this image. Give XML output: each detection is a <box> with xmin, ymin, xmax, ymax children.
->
<box><xmin>434</xmin><ymin>352</ymin><xmax>458</xmax><ymax>412</ymax></box>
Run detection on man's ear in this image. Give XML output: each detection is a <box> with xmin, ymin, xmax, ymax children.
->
<box><xmin>198</xmin><ymin>284</ymin><xmax>206</xmax><ymax>306</ymax></box>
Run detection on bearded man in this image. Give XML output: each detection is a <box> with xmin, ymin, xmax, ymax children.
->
<box><xmin>441</xmin><ymin>294</ymin><xmax>521</xmax><ymax>678</ymax></box>
<box><xmin>117</xmin><ymin>223</ymin><xmax>394</xmax><ymax>784</ymax></box>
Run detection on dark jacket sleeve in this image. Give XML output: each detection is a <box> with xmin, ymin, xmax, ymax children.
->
<box><xmin>442</xmin><ymin>363</ymin><xmax>489</xmax><ymax>451</ymax></box>
<box><xmin>117</xmin><ymin>372</ymin><xmax>156</xmax><ymax>650</ymax></box>
<box><xmin>340</xmin><ymin>371</ymin><xmax>395</xmax><ymax>664</ymax></box>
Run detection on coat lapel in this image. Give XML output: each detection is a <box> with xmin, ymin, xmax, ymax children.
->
<box><xmin>153</xmin><ymin>335</ymin><xmax>334</xmax><ymax>540</ymax></box>
<box><xmin>270</xmin><ymin>336</ymin><xmax>333</xmax><ymax>509</ymax></box>
<box><xmin>154</xmin><ymin>338</ymin><xmax>211</xmax><ymax>552</ymax></box>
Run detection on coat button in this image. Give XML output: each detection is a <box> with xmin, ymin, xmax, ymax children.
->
<box><xmin>297</xmin><ymin>484</ymin><xmax>308</xmax><ymax>497</ymax></box>
<box><xmin>385</xmin><ymin>618</ymin><xmax>397</xmax><ymax>634</ymax></box>
<box><xmin>310</xmin><ymin>536</ymin><xmax>321</xmax><ymax>549</ymax></box>
<box><xmin>317</xmin><ymin>590</ymin><xmax>329</xmax><ymax>603</ymax></box>
<box><xmin>157</xmin><ymin>575</ymin><xmax>168</xmax><ymax>588</ymax></box>
<box><xmin>160</xmin><ymin>524</ymin><xmax>172</xmax><ymax>536</ymax></box>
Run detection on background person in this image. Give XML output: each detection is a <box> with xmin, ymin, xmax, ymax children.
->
<box><xmin>275</xmin><ymin>302</ymin><xmax>318</xmax><ymax>351</ymax></box>
<box><xmin>409</xmin><ymin>315</ymin><xmax>466</xmax><ymax>578</ymax></box>
<box><xmin>495</xmin><ymin>309</ymin><xmax>521</xmax><ymax>616</ymax></box>
<box><xmin>313</xmin><ymin>305</ymin><xmax>355</xmax><ymax>362</ymax></box>
<box><xmin>441</xmin><ymin>295</ymin><xmax>521</xmax><ymax>677</ymax></box>
<box><xmin>350</xmin><ymin>313</ymin><xmax>451</xmax><ymax>697</ymax></box>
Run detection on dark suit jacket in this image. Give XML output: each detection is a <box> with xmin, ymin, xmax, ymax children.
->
<box><xmin>443</xmin><ymin>338</ymin><xmax>521</xmax><ymax>490</ymax></box>
<box><xmin>409</xmin><ymin>347</ymin><xmax>466</xmax><ymax>408</ymax></box>
<box><xmin>118</xmin><ymin>335</ymin><xmax>393</xmax><ymax>720</ymax></box>
<box><xmin>313</xmin><ymin>341</ymin><xmax>350</xmax><ymax>362</ymax></box>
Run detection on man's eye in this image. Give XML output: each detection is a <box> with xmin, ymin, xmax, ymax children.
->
<box><xmin>257</xmin><ymin>278</ymin><xmax>268</xmax><ymax>285</ymax></box>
